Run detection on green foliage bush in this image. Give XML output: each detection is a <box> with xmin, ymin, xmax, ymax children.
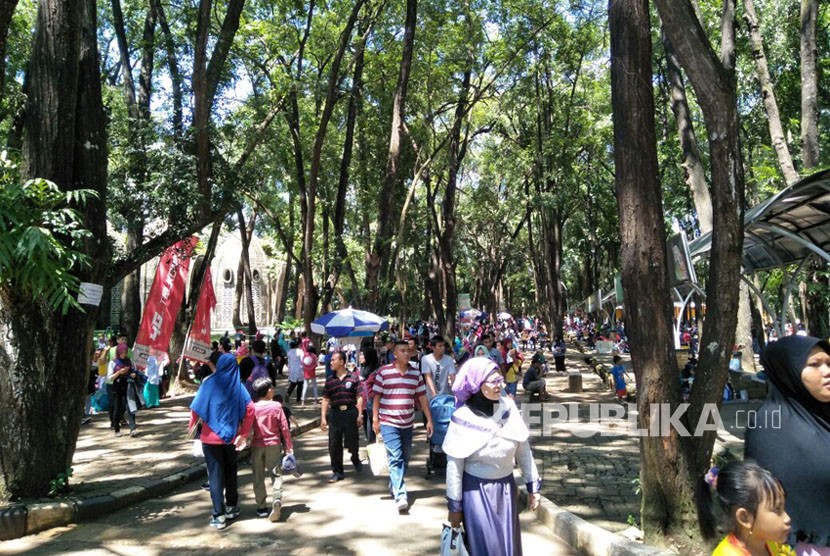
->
<box><xmin>0</xmin><ymin>151</ymin><xmax>96</xmax><ymax>314</ymax></box>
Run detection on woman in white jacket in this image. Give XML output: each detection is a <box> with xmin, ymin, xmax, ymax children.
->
<box><xmin>442</xmin><ymin>357</ymin><xmax>541</xmax><ymax>556</ymax></box>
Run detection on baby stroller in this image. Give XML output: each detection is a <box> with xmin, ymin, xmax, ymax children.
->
<box><xmin>426</xmin><ymin>394</ymin><xmax>456</xmax><ymax>478</ymax></box>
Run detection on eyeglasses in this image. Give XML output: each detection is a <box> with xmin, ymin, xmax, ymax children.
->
<box><xmin>484</xmin><ymin>377</ymin><xmax>504</xmax><ymax>387</ymax></box>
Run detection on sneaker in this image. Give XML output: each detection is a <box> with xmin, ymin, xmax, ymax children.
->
<box><xmin>114</xmin><ymin>431</ymin><xmax>123</xmax><ymax>437</ymax></box>
<box><xmin>201</xmin><ymin>481</ymin><xmax>210</xmax><ymax>491</ymax></box>
<box><xmin>352</xmin><ymin>458</ymin><xmax>364</xmax><ymax>473</ymax></box>
<box><xmin>396</xmin><ymin>497</ymin><xmax>409</xmax><ymax>512</ymax></box>
<box><xmin>224</xmin><ymin>506</ymin><xmax>240</xmax><ymax>519</ymax></box>
<box><xmin>269</xmin><ymin>500</ymin><xmax>281</xmax><ymax>522</ymax></box>
<box><xmin>256</xmin><ymin>507</ymin><xmax>269</xmax><ymax>518</ymax></box>
<box><xmin>81</xmin><ymin>416</ymin><xmax>92</xmax><ymax>425</ymax></box>
<box><xmin>327</xmin><ymin>473</ymin><xmax>344</xmax><ymax>483</ymax></box>
<box><xmin>129</xmin><ymin>429</ymin><xmax>138</xmax><ymax>437</ymax></box>
<box><xmin>209</xmin><ymin>515</ymin><xmax>227</xmax><ymax>529</ymax></box>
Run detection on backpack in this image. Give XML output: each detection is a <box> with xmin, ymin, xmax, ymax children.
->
<box><xmin>245</xmin><ymin>356</ymin><xmax>270</xmax><ymax>398</ymax></box>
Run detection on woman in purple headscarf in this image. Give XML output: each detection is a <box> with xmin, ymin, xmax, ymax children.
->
<box><xmin>441</xmin><ymin>357</ymin><xmax>541</xmax><ymax>556</ymax></box>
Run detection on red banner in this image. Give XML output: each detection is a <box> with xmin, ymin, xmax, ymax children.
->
<box><xmin>182</xmin><ymin>267</ymin><xmax>216</xmax><ymax>363</ymax></box>
<box><xmin>133</xmin><ymin>237</ymin><xmax>196</xmax><ymax>369</ymax></box>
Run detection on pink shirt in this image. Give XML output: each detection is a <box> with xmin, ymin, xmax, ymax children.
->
<box><xmin>252</xmin><ymin>400</ymin><xmax>293</xmax><ymax>450</ymax></box>
<box><xmin>190</xmin><ymin>402</ymin><xmax>255</xmax><ymax>445</ymax></box>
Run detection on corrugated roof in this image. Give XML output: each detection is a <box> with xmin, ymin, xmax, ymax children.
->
<box><xmin>689</xmin><ymin>169</ymin><xmax>830</xmax><ymax>271</ymax></box>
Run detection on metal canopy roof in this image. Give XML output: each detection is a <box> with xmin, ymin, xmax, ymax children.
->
<box><xmin>689</xmin><ymin>169</ymin><xmax>830</xmax><ymax>272</ymax></box>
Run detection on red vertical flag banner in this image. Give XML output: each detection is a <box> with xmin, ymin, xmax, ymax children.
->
<box><xmin>133</xmin><ymin>237</ymin><xmax>197</xmax><ymax>369</ymax></box>
<box><xmin>182</xmin><ymin>267</ymin><xmax>216</xmax><ymax>363</ymax></box>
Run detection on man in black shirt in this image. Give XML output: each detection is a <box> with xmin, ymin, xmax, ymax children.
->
<box><xmin>321</xmin><ymin>351</ymin><xmax>364</xmax><ymax>482</ymax></box>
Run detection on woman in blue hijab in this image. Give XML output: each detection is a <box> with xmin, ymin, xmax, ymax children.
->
<box><xmin>190</xmin><ymin>353</ymin><xmax>255</xmax><ymax>530</ymax></box>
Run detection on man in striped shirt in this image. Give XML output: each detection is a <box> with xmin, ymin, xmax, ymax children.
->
<box><xmin>321</xmin><ymin>351</ymin><xmax>363</xmax><ymax>482</ymax></box>
<box><xmin>372</xmin><ymin>340</ymin><xmax>434</xmax><ymax>512</ymax></box>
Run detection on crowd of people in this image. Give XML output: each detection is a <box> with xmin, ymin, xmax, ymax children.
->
<box><xmin>85</xmin><ymin>310</ymin><xmax>830</xmax><ymax>556</ymax></box>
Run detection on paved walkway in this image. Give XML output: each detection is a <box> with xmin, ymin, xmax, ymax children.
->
<box><xmin>0</xmin><ymin>380</ymin><xmax>575</xmax><ymax>555</ymax></box>
<box><xmin>528</xmin><ymin>352</ymin><xmax>757</xmax><ymax>532</ymax></box>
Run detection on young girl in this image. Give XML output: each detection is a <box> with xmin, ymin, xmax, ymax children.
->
<box><xmin>698</xmin><ymin>459</ymin><xmax>794</xmax><ymax>556</ymax></box>
<box><xmin>301</xmin><ymin>345</ymin><xmax>319</xmax><ymax>404</ymax></box>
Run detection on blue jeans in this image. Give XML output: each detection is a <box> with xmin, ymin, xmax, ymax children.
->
<box><xmin>380</xmin><ymin>424</ymin><xmax>413</xmax><ymax>501</ymax></box>
<box><xmin>505</xmin><ymin>381</ymin><xmax>518</xmax><ymax>396</ymax></box>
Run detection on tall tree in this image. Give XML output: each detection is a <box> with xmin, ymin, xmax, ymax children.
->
<box><xmin>742</xmin><ymin>0</ymin><xmax>799</xmax><ymax>186</ymax></box>
<box><xmin>193</xmin><ymin>0</ymin><xmax>245</xmax><ymax>216</ymax></box>
<box><xmin>109</xmin><ymin>0</ymin><xmax>157</xmax><ymax>340</ymax></box>
<box><xmin>661</xmin><ymin>31</ymin><xmax>713</xmax><ymax>234</ymax></box>
<box><xmin>321</xmin><ymin>16</ymin><xmax>369</xmax><ymax>311</ymax></box>
<box><xmin>800</xmin><ymin>0</ymin><xmax>819</xmax><ymax>169</ymax></box>
<box><xmin>610</xmin><ymin>0</ymin><xmax>698</xmax><ymax>549</ymax></box>
<box><xmin>300</xmin><ymin>0</ymin><xmax>365</xmax><ymax>329</ymax></box>
<box><xmin>233</xmin><ymin>208</ymin><xmax>258</xmax><ymax>334</ymax></box>
<box><xmin>0</xmin><ymin>0</ymin><xmax>109</xmax><ymax>498</ymax></box>
<box><xmin>366</xmin><ymin>0</ymin><xmax>417</xmax><ymax>310</ymax></box>
<box><xmin>651</xmin><ymin>0</ymin><xmax>747</xmax><ymax>543</ymax></box>
<box><xmin>0</xmin><ymin>0</ymin><xmax>19</xmax><ymax>98</ymax></box>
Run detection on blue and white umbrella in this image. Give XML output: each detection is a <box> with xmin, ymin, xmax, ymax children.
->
<box><xmin>310</xmin><ymin>307</ymin><xmax>389</xmax><ymax>337</ymax></box>
<box><xmin>459</xmin><ymin>308</ymin><xmax>488</xmax><ymax>321</ymax></box>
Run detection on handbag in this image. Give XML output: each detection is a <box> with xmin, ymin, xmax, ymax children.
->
<box><xmin>367</xmin><ymin>439</ymin><xmax>389</xmax><ymax>476</ymax></box>
<box><xmin>440</xmin><ymin>523</ymin><xmax>469</xmax><ymax>556</ymax></box>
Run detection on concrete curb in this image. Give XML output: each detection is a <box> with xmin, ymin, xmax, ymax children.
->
<box><xmin>516</xmin><ymin>481</ymin><xmax>676</xmax><ymax>556</ymax></box>
<box><xmin>0</xmin><ymin>416</ymin><xmax>322</xmax><ymax>541</ymax></box>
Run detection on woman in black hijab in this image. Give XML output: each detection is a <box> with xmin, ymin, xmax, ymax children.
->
<box><xmin>744</xmin><ymin>335</ymin><xmax>830</xmax><ymax>554</ymax></box>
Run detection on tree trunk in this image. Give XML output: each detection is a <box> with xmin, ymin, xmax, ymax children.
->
<box><xmin>324</xmin><ymin>17</ymin><xmax>367</xmax><ymax>310</ymax></box>
<box><xmin>654</xmin><ymin>0</ymin><xmax>746</xmax><ymax>545</ymax></box>
<box><xmin>742</xmin><ymin>0</ymin><xmax>798</xmax><ymax>186</ymax></box>
<box><xmin>0</xmin><ymin>0</ymin><xmax>108</xmax><ymax>500</ymax></box>
<box><xmin>274</xmin><ymin>260</ymin><xmax>289</xmax><ymax>324</ymax></box>
<box><xmin>737</xmin><ymin>281</ymin><xmax>755</xmax><ymax>372</ymax></box>
<box><xmin>798</xmin><ymin>0</ymin><xmax>827</xmax><ymax>339</ymax></box>
<box><xmin>120</xmin><ymin>224</ymin><xmax>144</xmax><ymax>340</ymax></box>
<box><xmin>366</xmin><ymin>0</ymin><xmax>417</xmax><ymax>310</ymax></box>
<box><xmin>437</xmin><ymin>66</ymin><xmax>471</xmax><ymax>340</ymax></box>
<box><xmin>0</xmin><ymin>0</ymin><xmax>20</xmax><ymax>100</ymax></box>
<box><xmin>800</xmin><ymin>0</ymin><xmax>819</xmax><ymax>169</ymax></box>
<box><xmin>150</xmin><ymin>0</ymin><xmax>183</xmax><ymax>138</ymax></box>
<box><xmin>233</xmin><ymin>252</ymin><xmax>245</xmax><ymax>330</ymax></box>
<box><xmin>193</xmin><ymin>0</ymin><xmax>246</xmax><ymax>216</ymax></box>
<box><xmin>110</xmin><ymin>0</ymin><xmax>156</xmax><ymax>341</ymax></box>
<box><xmin>611</xmin><ymin>0</ymin><xmax>700</xmax><ymax>549</ymax></box>
<box><xmin>238</xmin><ymin>209</ymin><xmax>258</xmax><ymax>335</ymax></box>
<box><xmin>662</xmin><ymin>31</ymin><xmax>712</xmax><ymax>233</ymax></box>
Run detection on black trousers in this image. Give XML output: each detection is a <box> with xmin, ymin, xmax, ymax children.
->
<box><xmin>110</xmin><ymin>388</ymin><xmax>135</xmax><ymax>433</ymax></box>
<box><xmin>286</xmin><ymin>380</ymin><xmax>303</xmax><ymax>402</ymax></box>
<box><xmin>328</xmin><ymin>406</ymin><xmax>360</xmax><ymax>476</ymax></box>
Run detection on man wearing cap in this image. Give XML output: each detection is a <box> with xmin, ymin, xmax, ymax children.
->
<box><xmin>321</xmin><ymin>351</ymin><xmax>364</xmax><ymax>482</ymax></box>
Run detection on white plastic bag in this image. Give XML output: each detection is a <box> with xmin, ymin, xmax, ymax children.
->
<box><xmin>440</xmin><ymin>523</ymin><xmax>469</xmax><ymax>556</ymax></box>
<box><xmin>367</xmin><ymin>441</ymin><xmax>389</xmax><ymax>476</ymax></box>
<box><xmin>192</xmin><ymin>439</ymin><xmax>204</xmax><ymax>458</ymax></box>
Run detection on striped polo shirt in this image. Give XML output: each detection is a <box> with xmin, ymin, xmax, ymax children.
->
<box><xmin>322</xmin><ymin>371</ymin><xmax>360</xmax><ymax>407</ymax></box>
<box><xmin>372</xmin><ymin>363</ymin><xmax>426</xmax><ymax>428</ymax></box>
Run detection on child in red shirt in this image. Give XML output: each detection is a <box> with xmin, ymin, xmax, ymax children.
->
<box><xmin>250</xmin><ymin>377</ymin><xmax>293</xmax><ymax>522</ymax></box>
